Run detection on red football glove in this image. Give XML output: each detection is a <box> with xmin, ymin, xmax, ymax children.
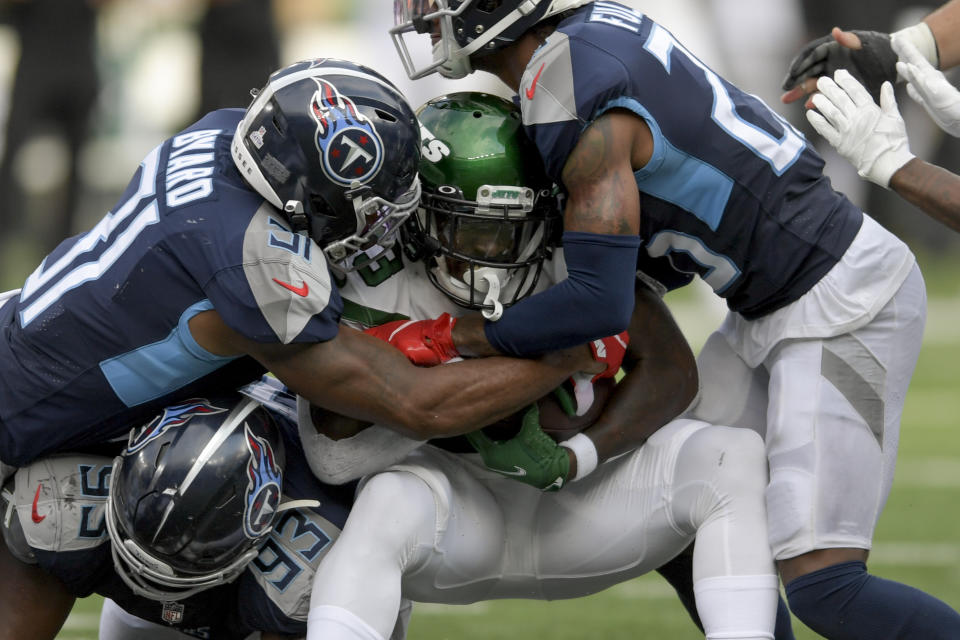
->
<box><xmin>363</xmin><ymin>313</ymin><xmax>460</xmax><ymax>366</ymax></box>
<box><xmin>588</xmin><ymin>330</ymin><xmax>629</xmax><ymax>382</ymax></box>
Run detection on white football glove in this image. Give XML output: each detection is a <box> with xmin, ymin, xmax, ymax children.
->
<box><xmin>893</xmin><ymin>38</ymin><xmax>960</xmax><ymax>137</ymax></box>
<box><xmin>807</xmin><ymin>70</ymin><xmax>914</xmax><ymax>188</ymax></box>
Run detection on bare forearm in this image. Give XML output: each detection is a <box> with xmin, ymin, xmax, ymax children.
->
<box><xmin>452</xmin><ymin>314</ymin><xmax>500</xmax><ymax>356</ymax></box>
<box><xmin>400</xmin><ymin>348</ymin><xmax>590</xmax><ymax>438</ymax></box>
<box><xmin>926</xmin><ymin>0</ymin><xmax>960</xmax><ymax>69</ymax></box>
<box><xmin>582</xmin><ymin>286</ymin><xmax>698</xmax><ymax>461</ymax></box>
<box><xmin>890</xmin><ymin>158</ymin><xmax>960</xmax><ymax>233</ymax></box>
<box><xmin>277</xmin><ymin>329</ymin><xmax>593</xmax><ymax>440</ymax></box>
<box><xmin>199</xmin><ymin>311</ymin><xmax>594</xmax><ymax>441</ymax></box>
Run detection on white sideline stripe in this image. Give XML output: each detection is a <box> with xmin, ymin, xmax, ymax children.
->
<box><xmin>415</xmin><ymin>602</ymin><xmax>491</xmax><ymax>615</ymax></box>
<box><xmin>895</xmin><ymin>458</ymin><xmax>960</xmax><ymax>488</ymax></box>
<box><xmin>924</xmin><ymin>299</ymin><xmax>960</xmax><ymax>344</ymax></box>
<box><xmin>872</xmin><ymin>542</ymin><xmax>960</xmax><ymax>566</ymax></box>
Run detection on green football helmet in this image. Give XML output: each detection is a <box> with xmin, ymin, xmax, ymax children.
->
<box><xmin>408</xmin><ymin>92</ymin><xmax>558</xmax><ymax>320</ymax></box>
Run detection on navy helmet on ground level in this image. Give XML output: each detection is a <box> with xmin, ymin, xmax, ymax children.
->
<box><xmin>106</xmin><ymin>393</ymin><xmax>285</xmax><ymax>602</ymax></box>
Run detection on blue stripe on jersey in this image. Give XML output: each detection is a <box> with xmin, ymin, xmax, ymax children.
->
<box><xmin>601</xmin><ymin>97</ymin><xmax>733</xmax><ymax>231</ymax></box>
<box><xmin>99</xmin><ymin>300</ymin><xmax>238</xmax><ymax>407</ymax></box>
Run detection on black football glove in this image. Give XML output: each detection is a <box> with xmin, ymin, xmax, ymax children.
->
<box><xmin>782</xmin><ymin>30</ymin><xmax>898</xmax><ymax>103</ymax></box>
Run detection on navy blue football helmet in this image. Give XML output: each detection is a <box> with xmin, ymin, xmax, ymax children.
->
<box><xmin>232</xmin><ymin>58</ymin><xmax>422</xmax><ymax>271</ymax></box>
<box><xmin>106</xmin><ymin>393</ymin><xmax>285</xmax><ymax>601</ymax></box>
<box><xmin>391</xmin><ymin>0</ymin><xmax>592</xmax><ymax>79</ymax></box>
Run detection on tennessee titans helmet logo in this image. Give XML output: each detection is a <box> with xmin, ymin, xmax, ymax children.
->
<box><xmin>126</xmin><ymin>400</ymin><xmax>227</xmax><ymax>454</ymax></box>
<box><xmin>310</xmin><ymin>77</ymin><xmax>384</xmax><ymax>187</ymax></box>
<box><xmin>243</xmin><ymin>424</ymin><xmax>282</xmax><ymax>539</ymax></box>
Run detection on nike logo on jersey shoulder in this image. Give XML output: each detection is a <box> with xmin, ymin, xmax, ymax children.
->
<box><xmin>273</xmin><ymin>278</ymin><xmax>309</xmax><ymax>297</ymax></box>
<box><xmin>31</xmin><ymin>484</ymin><xmax>46</xmax><ymax>523</ymax></box>
<box><xmin>495</xmin><ymin>466</ymin><xmax>528</xmax><ymax>477</ymax></box>
<box><xmin>525</xmin><ymin>63</ymin><xmax>546</xmax><ymax>100</ymax></box>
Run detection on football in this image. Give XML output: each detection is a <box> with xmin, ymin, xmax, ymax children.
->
<box><xmin>480</xmin><ymin>377</ymin><xmax>616</xmax><ymax>443</ymax></box>
<box><xmin>537</xmin><ymin>377</ymin><xmax>616</xmax><ymax>442</ymax></box>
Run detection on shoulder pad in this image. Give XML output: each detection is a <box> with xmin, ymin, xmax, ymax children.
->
<box><xmin>12</xmin><ymin>455</ymin><xmax>114</xmax><ymax>553</ymax></box>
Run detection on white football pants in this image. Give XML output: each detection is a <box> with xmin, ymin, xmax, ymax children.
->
<box><xmin>308</xmin><ymin>418</ymin><xmax>778</xmax><ymax>640</ymax></box>
<box><xmin>689</xmin><ymin>264</ymin><xmax>926</xmax><ymax>559</ymax></box>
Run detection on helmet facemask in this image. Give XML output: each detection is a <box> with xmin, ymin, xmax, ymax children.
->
<box><xmin>414</xmin><ymin>182</ymin><xmax>553</xmax><ymax>320</ymax></box>
<box><xmin>105</xmin><ymin>463</ymin><xmax>261</xmax><ymax>602</ymax></box>
<box><xmin>317</xmin><ymin>176</ymin><xmax>422</xmax><ymax>273</ymax></box>
<box><xmin>390</xmin><ymin>0</ymin><xmax>593</xmax><ymax>79</ymax></box>
<box><xmin>391</xmin><ymin>0</ymin><xmax>550</xmax><ymax>80</ymax></box>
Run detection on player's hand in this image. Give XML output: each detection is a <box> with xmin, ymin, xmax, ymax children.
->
<box><xmin>587</xmin><ymin>331</ymin><xmax>629</xmax><ymax>382</ymax></box>
<box><xmin>895</xmin><ymin>39</ymin><xmax>960</xmax><ymax>137</ymax></box>
<box><xmin>363</xmin><ymin>313</ymin><xmax>459</xmax><ymax>366</ymax></box>
<box><xmin>807</xmin><ymin>71</ymin><xmax>913</xmax><ymax>188</ymax></box>
<box><xmin>782</xmin><ymin>28</ymin><xmax>896</xmax><ymax>106</ymax></box>
<box><xmin>465</xmin><ymin>404</ymin><xmax>571</xmax><ymax>491</ymax></box>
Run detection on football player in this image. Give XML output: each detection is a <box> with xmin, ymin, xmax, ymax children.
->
<box><xmin>0</xmin><ymin>58</ymin><xmax>612</xmax><ymax>471</ymax></box>
<box><xmin>385</xmin><ymin>3</ymin><xmax>959</xmax><ymax>639</ymax></box>
<box><xmin>0</xmin><ymin>380</ymin><xmax>407</xmax><ymax>640</ymax></box>
<box><xmin>302</xmin><ymin>92</ymin><xmax>779</xmax><ymax>640</ymax></box>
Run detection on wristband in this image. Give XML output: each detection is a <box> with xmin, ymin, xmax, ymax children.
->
<box><xmin>560</xmin><ymin>433</ymin><xmax>598</xmax><ymax>481</ymax></box>
<box><xmin>893</xmin><ymin>23</ymin><xmax>939</xmax><ymax>68</ymax></box>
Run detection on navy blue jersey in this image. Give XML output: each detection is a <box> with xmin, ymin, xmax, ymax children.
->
<box><xmin>0</xmin><ymin>110</ymin><xmax>342</xmax><ymax>466</ymax></box>
<box><xmin>7</xmin><ymin>389</ymin><xmax>355</xmax><ymax>638</ymax></box>
<box><xmin>519</xmin><ymin>1</ymin><xmax>863</xmax><ymax>318</ymax></box>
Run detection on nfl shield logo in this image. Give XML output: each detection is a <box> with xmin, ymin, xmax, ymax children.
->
<box><xmin>161</xmin><ymin>601</ymin><xmax>184</xmax><ymax>625</ymax></box>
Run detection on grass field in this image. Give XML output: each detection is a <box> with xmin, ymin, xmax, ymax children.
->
<box><xmin>56</xmin><ymin>255</ymin><xmax>960</xmax><ymax>640</ymax></box>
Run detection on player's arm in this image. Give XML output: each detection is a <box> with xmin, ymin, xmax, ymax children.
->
<box><xmin>189</xmin><ymin>310</ymin><xmax>599</xmax><ymax>440</ymax></box>
<box><xmin>889</xmin><ymin>159</ymin><xmax>960</xmax><ymax>232</ymax></box>
<box><xmin>926</xmin><ymin>0</ymin><xmax>960</xmax><ymax>69</ymax></box>
<box><xmin>807</xmin><ymin>69</ymin><xmax>960</xmax><ymax>232</ymax></box>
<box><xmin>580</xmin><ymin>280</ymin><xmax>698</xmax><ymax>463</ymax></box>
<box><xmin>0</xmin><ymin>544</ymin><xmax>76</xmax><ymax>640</ymax></box>
<box><xmin>466</xmin><ymin>277</ymin><xmax>696</xmax><ymax>489</ymax></box>
<box><xmin>452</xmin><ymin>109</ymin><xmax>652</xmax><ymax>358</ymax></box>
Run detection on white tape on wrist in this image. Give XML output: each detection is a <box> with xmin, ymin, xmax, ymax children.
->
<box><xmin>893</xmin><ymin>22</ymin><xmax>939</xmax><ymax>68</ymax></box>
<box><xmin>560</xmin><ymin>433</ymin><xmax>598</xmax><ymax>481</ymax></box>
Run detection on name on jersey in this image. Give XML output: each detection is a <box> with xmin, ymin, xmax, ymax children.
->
<box><xmin>165</xmin><ymin>129</ymin><xmax>221</xmax><ymax>208</ymax></box>
<box><xmin>589</xmin><ymin>1</ymin><xmax>642</xmax><ymax>32</ymax></box>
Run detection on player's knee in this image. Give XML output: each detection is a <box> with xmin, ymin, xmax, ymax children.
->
<box><xmin>352</xmin><ymin>471</ymin><xmax>439</xmax><ymax>547</ymax></box>
<box><xmin>683</xmin><ymin>423</ymin><xmax>768</xmax><ymax>496</ymax></box>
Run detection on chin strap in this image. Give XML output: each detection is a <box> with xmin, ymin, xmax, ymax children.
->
<box><xmin>481</xmin><ymin>272</ymin><xmax>504</xmax><ymax>321</ymax></box>
<box><xmin>284</xmin><ymin>200</ymin><xmax>309</xmax><ymax>234</ymax></box>
<box><xmin>276</xmin><ymin>499</ymin><xmax>322</xmax><ymax>513</ymax></box>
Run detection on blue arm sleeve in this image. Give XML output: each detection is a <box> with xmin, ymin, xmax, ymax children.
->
<box><xmin>484</xmin><ymin>231</ymin><xmax>642</xmax><ymax>357</ymax></box>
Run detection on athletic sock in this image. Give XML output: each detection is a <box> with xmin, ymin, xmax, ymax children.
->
<box><xmin>785</xmin><ymin>561</ymin><xmax>960</xmax><ymax>639</ymax></box>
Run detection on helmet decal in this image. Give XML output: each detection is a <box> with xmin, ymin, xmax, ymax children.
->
<box><xmin>310</xmin><ymin>78</ymin><xmax>384</xmax><ymax>187</ymax></box>
<box><xmin>243</xmin><ymin>424</ymin><xmax>282</xmax><ymax>539</ymax></box>
<box><xmin>126</xmin><ymin>400</ymin><xmax>227</xmax><ymax>454</ymax></box>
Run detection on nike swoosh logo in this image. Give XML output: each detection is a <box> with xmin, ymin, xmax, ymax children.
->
<box><xmin>273</xmin><ymin>278</ymin><xmax>309</xmax><ymax>297</ymax></box>
<box><xmin>495</xmin><ymin>466</ymin><xmax>527</xmax><ymax>477</ymax></box>
<box><xmin>525</xmin><ymin>63</ymin><xmax>546</xmax><ymax>100</ymax></box>
<box><xmin>31</xmin><ymin>484</ymin><xmax>46</xmax><ymax>523</ymax></box>
<box><xmin>545</xmin><ymin>476</ymin><xmax>564</xmax><ymax>491</ymax></box>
